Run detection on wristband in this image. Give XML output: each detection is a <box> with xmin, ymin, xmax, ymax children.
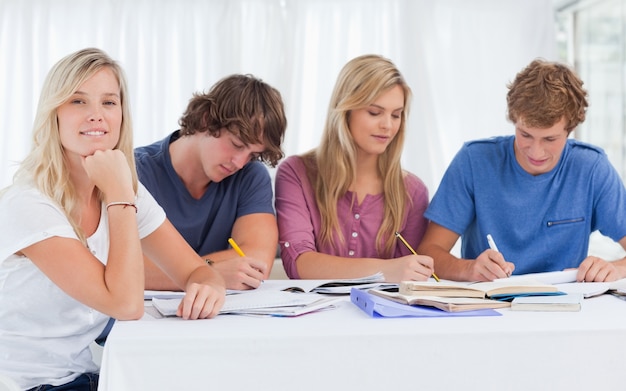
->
<box><xmin>106</xmin><ymin>201</ymin><xmax>138</xmax><ymax>213</ymax></box>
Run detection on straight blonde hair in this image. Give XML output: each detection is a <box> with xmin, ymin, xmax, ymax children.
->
<box><xmin>11</xmin><ymin>48</ymin><xmax>137</xmax><ymax>243</ymax></box>
<box><xmin>303</xmin><ymin>54</ymin><xmax>412</xmax><ymax>256</ymax></box>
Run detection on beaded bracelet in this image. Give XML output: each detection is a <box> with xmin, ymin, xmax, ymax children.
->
<box><xmin>106</xmin><ymin>201</ymin><xmax>138</xmax><ymax>213</ymax></box>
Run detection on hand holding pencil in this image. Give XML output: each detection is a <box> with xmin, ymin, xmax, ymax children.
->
<box><xmin>395</xmin><ymin>232</ymin><xmax>440</xmax><ymax>282</ymax></box>
<box><xmin>228</xmin><ymin>237</ymin><xmax>246</xmax><ymax>257</ymax></box>
<box><xmin>212</xmin><ymin>238</ymin><xmax>266</xmax><ymax>290</ymax></box>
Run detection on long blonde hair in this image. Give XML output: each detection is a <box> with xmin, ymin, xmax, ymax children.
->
<box><xmin>11</xmin><ymin>48</ymin><xmax>137</xmax><ymax>243</ymax></box>
<box><xmin>303</xmin><ymin>54</ymin><xmax>412</xmax><ymax>256</ymax></box>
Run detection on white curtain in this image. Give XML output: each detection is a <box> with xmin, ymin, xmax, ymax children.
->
<box><xmin>0</xmin><ymin>0</ymin><xmax>556</xmax><ymax>195</ymax></box>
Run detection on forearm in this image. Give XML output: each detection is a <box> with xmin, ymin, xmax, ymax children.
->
<box><xmin>184</xmin><ymin>263</ymin><xmax>226</xmax><ymax>290</ymax></box>
<box><xmin>144</xmin><ymin>255</ymin><xmax>181</xmax><ymax>291</ymax></box>
<box><xmin>418</xmin><ymin>243</ymin><xmax>471</xmax><ymax>281</ymax></box>
<box><xmin>104</xmin><ymin>204</ymin><xmax>145</xmax><ymax>317</ymax></box>
<box><xmin>203</xmin><ymin>248</ymin><xmax>273</xmax><ymax>276</ymax></box>
<box><xmin>295</xmin><ymin>251</ymin><xmax>384</xmax><ymax>279</ymax></box>
<box><xmin>228</xmin><ymin>213</ymin><xmax>278</xmax><ymax>278</ymax></box>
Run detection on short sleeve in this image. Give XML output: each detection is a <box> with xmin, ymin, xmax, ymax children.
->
<box><xmin>235</xmin><ymin>161</ymin><xmax>275</xmax><ymax>218</ymax></box>
<box><xmin>0</xmin><ymin>186</ymin><xmax>77</xmax><ymax>261</ymax></box>
<box><xmin>136</xmin><ymin>181</ymin><xmax>167</xmax><ymax>238</ymax></box>
<box><xmin>425</xmin><ymin>144</ymin><xmax>476</xmax><ymax>235</ymax></box>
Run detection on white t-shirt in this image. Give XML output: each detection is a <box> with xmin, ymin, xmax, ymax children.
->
<box><xmin>0</xmin><ymin>181</ymin><xmax>165</xmax><ymax>389</ymax></box>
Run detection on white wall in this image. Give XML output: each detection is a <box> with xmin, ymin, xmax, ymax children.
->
<box><xmin>0</xmin><ymin>0</ymin><xmax>557</xmax><ymax>196</ymax></box>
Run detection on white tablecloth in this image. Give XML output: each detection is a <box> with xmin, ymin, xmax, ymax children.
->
<box><xmin>98</xmin><ymin>280</ymin><xmax>626</xmax><ymax>391</ymax></box>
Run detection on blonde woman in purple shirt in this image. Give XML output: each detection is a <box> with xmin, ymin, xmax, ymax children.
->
<box><xmin>275</xmin><ymin>54</ymin><xmax>433</xmax><ymax>282</ymax></box>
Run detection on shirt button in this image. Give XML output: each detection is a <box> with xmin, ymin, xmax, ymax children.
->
<box><xmin>348</xmin><ymin>251</ymin><xmax>355</xmax><ymax>256</ymax></box>
<box><xmin>351</xmin><ymin>232</ymin><xmax>358</xmax><ymax>238</ymax></box>
<box><xmin>354</xmin><ymin>214</ymin><xmax>360</xmax><ymax>219</ymax></box>
<box><xmin>284</xmin><ymin>242</ymin><xmax>290</xmax><ymax>248</ymax></box>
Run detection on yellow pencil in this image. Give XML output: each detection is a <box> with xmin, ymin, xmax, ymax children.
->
<box><xmin>228</xmin><ymin>237</ymin><xmax>246</xmax><ymax>257</ymax></box>
<box><xmin>394</xmin><ymin>232</ymin><xmax>440</xmax><ymax>282</ymax></box>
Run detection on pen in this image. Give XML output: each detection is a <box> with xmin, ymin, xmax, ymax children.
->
<box><xmin>394</xmin><ymin>232</ymin><xmax>440</xmax><ymax>282</ymax></box>
<box><xmin>486</xmin><ymin>234</ymin><xmax>499</xmax><ymax>252</ymax></box>
<box><xmin>228</xmin><ymin>237</ymin><xmax>246</xmax><ymax>257</ymax></box>
<box><xmin>487</xmin><ymin>234</ymin><xmax>511</xmax><ymax>277</ymax></box>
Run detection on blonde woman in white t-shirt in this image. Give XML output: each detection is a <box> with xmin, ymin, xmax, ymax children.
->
<box><xmin>0</xmin><ymin>48</ymin><xmax>225</xmax><ymax>391</ymax></box>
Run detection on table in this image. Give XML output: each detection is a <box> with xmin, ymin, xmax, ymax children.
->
<box><xmin>98</xmin><ymin>280</ymin><xmax>626</xmax><ymax>391</ymax></box>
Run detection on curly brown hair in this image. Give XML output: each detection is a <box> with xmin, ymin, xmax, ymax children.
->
<box><xmin>507</xmin><ymin>59</ymin><xmax>588</xmax><ymax>133</ymax></box>
<box><xmin>178</xmin><ymin>74</ymin><xmax>286</xmax><ymax>167</ymax></box>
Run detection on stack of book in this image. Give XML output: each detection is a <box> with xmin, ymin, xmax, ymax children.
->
<box><xmin>368</xmin><ymin>278</ymin><xmax>562</xmax><ymax>313</ymax></box>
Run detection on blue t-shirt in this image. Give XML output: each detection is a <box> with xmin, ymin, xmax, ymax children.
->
<box><xmin>135</xmin><ymin>131</ymin><xmax>275</xmax><ymax>255</ymax></box>
<box><xmin>425</xmin><ymin>136</ymin><xmax>626</xmax><ymax>275</ymax></box>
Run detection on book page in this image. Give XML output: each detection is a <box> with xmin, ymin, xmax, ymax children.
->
<box><xmin>555</xmin><ymin>278</ymin><xmax>626</xmax><ymax>298</ymax></box>
<box><xmin>369</xmin><ymin>290</ymin><xmax>510</xmax><ymax>312</ymax></box>
<box><xmin>310</xmin><ymin>272</ymin><xmax>392</xmax><ymax>294</ymax></box>
<box><xmin>152</xmin><ymin>291</ymin><xmax>331</xmax><ymax>317</ymax></box>
<box><xmin>470</xmin><ymin>279</ymin><xmax>558</xmax><ymax>295</ymax></box>
<box><xmin>494</xmin><ymin>270</ymin><xmax>577</xmax><ymax>285</ymax></box>
<box><xmin>399</xmin><ymin>280</ymin><xmax>486</xmax><ymax>297</ymax></box>
<box><xmin>400</xmin><ymin>278</ymin><xmax>559</xmax><ymax>298</ymax></box>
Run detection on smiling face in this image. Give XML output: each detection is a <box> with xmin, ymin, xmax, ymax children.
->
<box><xmin>513</xmin><ymin>116</ymin><xmax>569</xmax><ymax>175</ymax></box>
<box><xmin>347</xmin><ymin>84</ymin><xmax>404</xmax><ymax>159</ymax></box>
<box><xmin>57</xmin><ymin>67</ymin><xmax>122</xmax><ymax>163</ymax></box>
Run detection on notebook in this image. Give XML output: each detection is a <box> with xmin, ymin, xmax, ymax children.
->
<box><xmin>152</xmin><ymin>291</ymin><xmax>341</xmax><ymax>317</ymax></box>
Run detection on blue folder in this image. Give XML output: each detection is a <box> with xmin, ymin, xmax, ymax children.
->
<box><xmin>350</xmin><ymin>288</ymin><xmax>501</xmax><ymax>318</ymax></box>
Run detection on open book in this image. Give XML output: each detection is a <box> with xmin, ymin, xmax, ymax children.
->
<box><xmin>152</xmin><ymin>291</ymin><xmax>341</xmax><ymax>317</ymax></box>
<box><xmin>504</xmin><ymin>271</ymin><xmax>626</xmax><ymax>298</ymax></box>
<box><xmin>271</xmin><ymin>272</ymin><xmax>396</xmax><ymax>295</ymax></box>
<box><xmin>399</xmin><ymin>279</ymin><xmax>561</xmax><ymax>300</ymax></box>
<box><xmin>496</xmin><ymin>269</ymin><xmax>578</xmax><ymax>285</ymax></box>
<box><xmin>369</xmin><ymin>289</ymin><xmax>510</xmax><ymax>312</ymax></box>
<box><xmin>500</xmin><ymin>271</ymin><xmax>626</xmax><ymax>299</ymax></box>
<box><xmin>351</xmin><ymin>289</ymin><xmax>501</xmax><ymax>317</ymax></box>
<box><xmin>307</xmin><ymin>272</ymin><xmax>397</xmax><ymax>295</ymax></box>
<box><xmin>555</xmin><ymin>278</ymin><xmax>626</xmax><ymax>298</ymax></box>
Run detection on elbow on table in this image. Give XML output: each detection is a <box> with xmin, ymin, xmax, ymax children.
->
<box><xmin>111</xmin><ymin>300</ymin><xmax>145</xmax><ymax>320</ymax></box>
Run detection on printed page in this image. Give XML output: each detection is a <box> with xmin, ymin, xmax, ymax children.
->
<box><xmin>152</xmin><ymin>291</ymin><xmax>331</xmax><ymax>317</ymax></box>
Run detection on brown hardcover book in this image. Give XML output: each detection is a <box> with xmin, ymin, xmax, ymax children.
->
<box><xmin>369</xmin><ymin>289</ymin><xmax>511</xmax><ymax>312</ymax></box>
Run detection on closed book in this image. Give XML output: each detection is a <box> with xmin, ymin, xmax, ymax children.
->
<box><xmin>511</xmin><ymin>293</ymin><xmax>583</xmax><ymax>312</ymax></box>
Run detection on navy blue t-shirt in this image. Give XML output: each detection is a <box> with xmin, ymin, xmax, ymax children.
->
<box><xmin>135</xmin><ymin>131</ymin><xmax>275</xmax><ymax>255</ymax></box>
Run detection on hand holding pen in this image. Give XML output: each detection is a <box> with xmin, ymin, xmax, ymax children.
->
<box><xmin>482</xmin><ymin>234</ymin><xmax>515</xmax><ymax>279</ymax></box>
<box><xmin>395</xmin><ymin>232</ymin><xmax>440</xmax><ymax>282</ymax></box>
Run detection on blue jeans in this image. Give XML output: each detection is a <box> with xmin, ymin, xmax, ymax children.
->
<box><xmin>27</xmin><ymin>373</ymin><xmax>99</xmax><ymax>391</ymax></box>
